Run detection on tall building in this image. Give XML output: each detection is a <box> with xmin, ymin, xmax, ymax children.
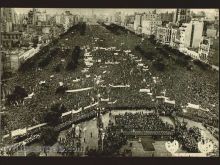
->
<box><xmin>134</xmin><ymin>14</ymin><xmax>142</xmax><ymax>31</ymax></box>
<box><xmin>198</xmin><ymin>38</ymin><xmax>211</xmax><ymax>62</ymax></box>
<box><xmin>120</xmin><ymin>13</ymin><xmax>127</xmax><ymax>27</ymax></box>
<box><xmin>27</xmin><ymin>8</ymin><xmax>37</xmax><ymax>25</ymax></box>
<box><xmin>55</xmin><ymin>15</ymin><xmax>61</xmax><ymax>24</ymax></box>
<box><xmin>114</xmin><ymin>12</ymin><xmax>122</xmax><ymax>24</ymax></box>
<box><xmin>173</xmin><ymin>9</ymin><xmax>191</xmax><ymax>25</ymax></box>
<box><xmin>170</xmin><ymin>27</ymin><xmax>180</xmax><ymax>48</ymax></box>
<box><xmin>0</xmin><ymin>8</ymin><xmax>17</xmax><ymax>32</ymax></box>
<box><xmin>160</xmin><ymin>12</ymin><xmax>174</xmax><ymax>23</ymax></box>
<box><xmin>179</xmin><ymin>20</ymin><xmax>204</xmax><ymax>49</ymax></box>
<box><xmin>1</xmin><ymin>32</ymin><xmax>23</xmax><ymax>48</ymax></box>
<box><xmin>190</xmin><ymin>20</ymin><xmax>204</xmax><ymax>48</ymax></box>
<box><xmin>0</xmin><ymin>8</ymin><xmax>23</xmax><ymax>49</ymax></box>
<box><xmin>141</xmin><ymin>11</ymin><xmax>162</xmax><ymax>35</ymax></box>
<box><xmin>156</xmin><ymin>26</ymin><xmax>172</xmax><ymax>44</ymax></box>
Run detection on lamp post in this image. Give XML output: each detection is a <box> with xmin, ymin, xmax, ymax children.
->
<box><xmin>182</xmin><ymin>108</ymin><xmax>187</xmax><ymax>124</ymax></box>
<box><xmin>101</xmin><ymin>132</ymin><xmax>105</xmax><ymax>151</ymax></box>
<box><xmin>23</xmin><ymin>141</ymin><xmax>27</xmax><ymax>156</ymax></box>
<box><xmin>83</xmin><ymin>127</ymin><xmax>87</xmax><ymax>142</ymax></box>
<box><xmin>83</xmin><ymin>127</ymin><xmax>87</xmax><ymax>156</ymax></box>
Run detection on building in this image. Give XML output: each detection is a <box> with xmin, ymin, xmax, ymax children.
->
<box><xmin>198</xmin><ymin>38</ymin><xmax>211</xmax><ymax>62</ymax></box>
<box><xmin>124</xmin><ymin>15</ymin><xmax>135</xmax><ymax>28</ymax></box>
<box><xmin>1</xmin><ymin>31</ymin><xmax>23</xmax><ymax>48</ymax></box>
<box><xmin>142</xmin><ymin>20</ymin><xmax>162</xmax><ymax>35</ymax></box>
<box><xmin>160</xmin><ymin>12</ymin><xmax>174</xmax><ymax>24</ymax></box>
<box><xmin>63</xmin><ymin>15</ymin><xmax>70</xmax><ymax>32</ymax></box>
<box><xmin>179</xmin><ymin>20</ymin><xmax>204</xmax><ymax>49</ymax></box>
<box><xmin>42</xmin><ymin>26</ymin><xmax>51</xmax><ymax>34</ymax></box>
<box><xmin>27</xmin><ymin>8</ymin><xmax>37</xmax><ymax>25</ymax></box>
<box><xmin>134</xmin><ymin>14</ymin><xmax>142</xmax><ymax>32</ymax></box>
<box><xmin>190</xmin><ymin>20</ymin><xmax>204</xmax><ymax>48</ymax></box>
<box><xmin>37</xmin><ymin>12</ymin><xmax>47</xmax><ymax>22</ymax></box>
<box><xmin>173</xmin><ymin>9</ymin><xmax>191</xmax><ymax>25</ymax></box>
<box><xmin>114</xmin><ymin>12</ymin><xmax>122</xmax><ymax>24</ymax></box>
<box><xmin>206</xmin><ymin>28</ymin><xmax>217</xmax><ymax>38</ymax></box>
<box><xmin>120</xmin><ymin>13</ymin><xmax>127</xmax><ymax>27</ymax></box>
<box><xmin>170</xmin><ymin>26</ymin><xmax>180</xmax><ymax>48</ymax></box>
<box><xmin>1</xmin><ymin>50</ymin><xmax>20</xmax><ymax>73</ymax></box>
<box><xmin>55</xmin><ymin>15</ymin><xmax>62</xmax><ymax>24</ymax></box>
<box><xmin>0</xmin><ymin>8</ymin><xmax>18</xmax><ymax>32</ymax></box>
<box><xmin>141</xmin><ymin>12</ymin><xmax>162</xmax><ymax>36</ymax></box>
<box><xmin>156</xmin><ymin>26</ymin><xmax>172</xmax><ymax>44</ymax></box>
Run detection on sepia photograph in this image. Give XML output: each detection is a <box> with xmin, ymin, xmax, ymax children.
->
<box><xmin>0</xmin><ymin>7</ymin><xmax>219</xmax><ymax>158</ymax></box>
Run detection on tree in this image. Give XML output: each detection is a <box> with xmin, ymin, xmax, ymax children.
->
<box><xmin>41</xmin><ymin>126</ymin><xmax>59</xmax><ymax>146</ymax></box>
<box><xmin>43</xmin><ymin>111</ymin><xmax>61</xmax><ymax>126</ymax></box>
<box><xmin>149</xmin><ymin>35</ymin><xmax>156</xmax><ymax>44</ymax></box>
<box><xmin>14</xmin><ymin>86</ymin><xmax>28</xmax><ymax>99</ymax></box>
<box><xmin>18</xmin><ymin>58</ymin><xmax>36</xmax><ymax>72</ymax></box>
<box><xmin>153</xmin><ymin>60</ymin><xmax>166</xmax><ymax>71</ymax></box>
<box><xmin>54</xmin><ymin>64</ymin><xmax>62</xmax><ymax>72</ymax></box>
<box><xmin>27</xmin><ymin>152</ymin><xmax>40</xmax><ymax>157</ymax></box>
<box><xmin>175</xmin><ymin>57</ymin><xmax>189</xmax><ymax>67</ymax></box>
<box><xmin>51</xmin><ymin>103</ymin><xmax>67</xmax><ymax>115</ymax></box>
<box><xmin>0</xmin><ymin>113</ymin><xmax>8</xmax><ymax>129</ymax></box>
<box><xmin>193</xmin><ymin>59</ymin><xmax>211</xmax><ymax>70</ymax></box>
<box><xmin>66</xmin><ymin>61</ymin><xmax>76</xmax><ymax>71</ymax></box>
<box><xmin>33</xmin><ymin>37</ymin><xmax>39</xmax><ymax>48</ymax></box>
<box><xmin>55</xmin><ymin>86</ymin><xmax>68</xmax><ymax>95</ymax></box>
<box><xmin>5</xmin><ymin>86</ymin><xmax>28</xmax><ymax>105</ymax></box>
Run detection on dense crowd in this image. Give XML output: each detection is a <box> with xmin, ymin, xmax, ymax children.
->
<box><xmin>115</xmin><ymin>112</ymin><xmax>174</xmax><ymax>131</ymax></box>
<box><xmin>1</xmin><ymin>23</ymin><xmax>218</xmax><ymax>154</ymax></box>
<box><xmin>57</xmin><ymin>128</ymin><xmax>82</xmax><ymax>156</ymax></box>
<box><xmin>100</xmin><ymin>121</ymin><xmax>127</xmax><ymax>156</ymax></box>
<box><xmin>174</xmin><ymin>124</ymin><xmax>202</xmax><ymax>153</ymax></box>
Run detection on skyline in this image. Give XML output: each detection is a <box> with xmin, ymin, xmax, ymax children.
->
<box><xmin>12</xmin><ymin>8</ymin><xmax>219</xmax><ymax>17</ymax></box>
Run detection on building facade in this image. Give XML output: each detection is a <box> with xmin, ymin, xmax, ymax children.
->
<box><xmin>134</xmin><ymin>14</ymin><xmax>142</xmax><ymax>31</ymax></box>
<box><xmin>178</xmin><ymin>20</ymin><xmax>204</xmax><ymax>49</ymax></box>
<box><xmin>156</xmin><ymin>26</ymin><xmax>172</xmax><ymax>44</ymax></box>
<box><xmin>1</xmin><ymin>32</ymin><xmax>23</xmax><ymax>48</ymax></box>
<box><xmin>142</xmin><ymin>20</ymin><xmax>162</xmax><ymax>35</ymax></box>
<box><xmin>173</xmin><ymin>9</ymin><xmax>191</xmax><ymax>25</ymax></box>
<box><xmin>198</xmin><ymin>38</ymin><xmax>211</xmax><ymax>62</ymax></box>
<box><xmin>190</xmin><ymin>20</ymin><xmax>204</xmax><ymax>48</ymax></box>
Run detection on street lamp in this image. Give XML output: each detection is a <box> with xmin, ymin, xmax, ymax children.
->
<box><xmin>182</xmin><ymin>108</ymin><xmax>187</xmax><ymax>124</ymax></box>
<box><xmin>101</xmin><ymin>132</ymin><xmax>105</xmax><ymax>151</ymax></box>
<box><xmin>83</xmin><ymin>127</ymin><xmax>87</xmax><ymax>142</ymax></box>
<box><xmin>83</xmin><ymin>127</ymin><xmax>87</xmax><ymax>156</ymax></box>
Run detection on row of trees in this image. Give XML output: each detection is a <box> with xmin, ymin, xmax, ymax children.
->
<box><xmin>101</xmin><ymin>23</ymin><xmax>135</xmax><ymax>36</ymax></box>
<box><xmin>19</xmin><ymin>22</ymin><xmax>86</xmax><ymax>73</ymax></box>
<box><xmin>135</xmin><ymin>45</ymin><xmax>154</xmax><ymax>60</ymax></box>
<box><xmin>38</xmin><ymin>47</ymin><xmax>59</xmax><ymax>68</ymax></box>
<box><xmin>156</xmin><ymin>43</ymin><xmax>212</xmax><ymax>71</ymax></box>
<box><xmin>60</xmin><ymin>22</ymin><xmax>87</xmax><ymax>37</ymax></box>
<box><xmin>18</xmin><ymin>43</ymin><xmax>54</xmax><ymax>72</ymax></box>
<box><xmin>66</xmin><ymin>46</ymin><xmax>82</xmax><ymax>71</ymax></box>
<box><xmin>193</xmin><ymin>59</ymin><xmax>211</xmax><ymax>70</ymax></box>
<box><xmin>43</xmin><ymin>103</ymin><xmax>67</xmax><ymax>126</ymax></box>
<box><xmin>5</xmin><ymin>86</ymin><xmax>28</xmax><ymax>105</ymax></box>
<box><xmin>135</xmin><ymin>45</ymin><xmax>167</xmax><ymax>72</ymax></box>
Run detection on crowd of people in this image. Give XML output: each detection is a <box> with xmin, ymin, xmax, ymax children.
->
<box><xmin>114</xmin><ymin>112</ymin><xmax>174</xmax><ymax>132</ymax></box>
<box><xmin>98</xmin><ymin>121</ymin><xmax>127</xmax><ymax>156</ymax></box>
<box><xmin>1</xmin><ymin>22</ymin><xmax>218</xmax><ymax>155</ymax></box>
<box><xmin>174</xmin><ymin>124</ymin><xmax>202</xmax><ymax>153</ymax></box>
<box><xmin>57</xmin><ymin>128</ymin><xmax>82</xmax><ymax>156</ymax></box>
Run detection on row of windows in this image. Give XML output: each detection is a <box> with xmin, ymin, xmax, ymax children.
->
<box><xmin>2</xmin><ymin>35</ymin><xmax>21</xmax><ymax>39</ymax></box>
